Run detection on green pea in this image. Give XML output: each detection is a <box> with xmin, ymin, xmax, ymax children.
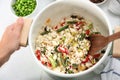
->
<box><xmin>12</xmin><ymin>0</ymin><xmax>37</xmax><ymax>16</ymax></box>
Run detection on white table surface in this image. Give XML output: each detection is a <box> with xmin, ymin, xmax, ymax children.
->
<box><xmin>0</xmin><ymin>0</ymin><xmax>120</xmax><ymax>80</ymax></box>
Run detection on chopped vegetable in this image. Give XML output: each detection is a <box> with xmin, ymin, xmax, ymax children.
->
<box><xmin>60</xmin><ymin>53</ymin><xmax>66</xmax><ymax>67</ymax></box>
<box><xmin>35</xmin><ymin>50</ymin><xmax>41</xmax><ymax>60</ymax></box>
<box><xmin>64</xmin><ymin>57</ymin><xmax>69</xmax><ymax>67</ymax></box>
<box><xmin>41</xmin><ymin>47</ymin><xmax>46</xmax><ymax>54</ymax></box>
<box><xmin>85</xmin><ymin>29</ymin><xmax>90</xmax><ymax>35</ymax></box>
<box><xmin>41</xmin><ymin>61</ymin><xmax>46</xmax><ymax>65</ymax></box>
<box><xmin>56</xmin><ymin>25</ymin><xmax>69</xmax><ymax>32</ymax></box>
<box><xmin>12</xmin><ymin>0</ymin><xmax>37</xmax><ymax>16</ymax></box>
<box><xmin>57</xmin><ymin>45</ymin><xmax>69</xmax><ymax>54</ymax></box>
<box><xmin>35</xmin><ymin>14</ymin><xmax>103</xmax><ymax>74</ymax></box>
<box><xmin>54</xmin><ymin>45</ymin><xmax>59</xmax><ymax>52</ymax></box>
<box><xmin>67</xmin><ymin>69</ymin><xmax>74</xmax><ymax>74</ymax></box>
<box><xmin>72</xmin><ymin>63</ymin><xmax>78</xmax><ymax>69</ymax></box>
<box><xmin>78</xmin><ymin>64</ymin><xmax>86</xmax><ymax>71</ymax></box>
<box><xmin>78</xmin><ymin>33</ymin><xmax>86</xmax><ymax>41</ymax></box>
<box><xmin>48</xmin><ymin>56</ymin><xmax>57</xmax><ymax>68</ymax></box>
<box><xmin>67</xmin><ymin>20</ymin><xmax>78</xmax><ymax>24</ymax></box>
<box><xmin>40</xmin><ymin>31</ymin><xmax>51</xmax><ymax>35</ymax></box>
<box><xmin>60</xmin><ymin>22</ymin><xmax>65</xmax><ymax>26</ymax></box>
<box><xmin>93</xmin><ymin>32</ymin><xmax>101</xmax><ymax>34</ymax></box>
<box><xmin>88</xmin><ymin>23</ymin><xmax>93</xmax><ymax>29</ymax></box>
<box><xmin>75</xmin><ymin>21</ymin><xmax>84</xmax><ymax>26</ymax></box>
<box><xmin>47</xmin><ymin>62</ymin><xmax>52</xmax><ymax>67</ymax></box>
<box><xmin>71</xmin><ymin>15</ymin><xmax>78</xmax><ymax>18</ymax></box>
<box><xmin>82</xmin><ymin>55</ymin><xmax>90</xmax><ymax>63</ymax></box>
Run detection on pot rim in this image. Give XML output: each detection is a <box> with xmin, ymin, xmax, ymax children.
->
<box><xmin>29</xmin><ymin>0</ymin><xmax>112</xmax><ymax>78</ymax></box>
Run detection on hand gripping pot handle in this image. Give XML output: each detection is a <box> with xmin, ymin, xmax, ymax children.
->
<box><xmin>20</xmin><ymin>18</ymin><xmax>33</xmax><ymax>47</ymax></box>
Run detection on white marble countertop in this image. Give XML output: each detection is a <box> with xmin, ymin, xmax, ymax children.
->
<box><xmin>0</xmin><ymin>0</ymin><xmax>120</xmax><ymax>80</ymax></box>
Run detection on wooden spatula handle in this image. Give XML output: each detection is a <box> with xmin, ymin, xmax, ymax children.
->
<box><xmin>108</xmin><ymin>31</ymin><xmax>120</xmax><ymax>42</ymax></box>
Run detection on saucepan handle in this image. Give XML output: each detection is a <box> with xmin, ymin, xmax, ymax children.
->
<box><xmin>112</xmin><ymin>27</ymin><xmax>120</xmax><ymax>58</ymax></box>
<box><xmin>20</xmin><ymin>18</ymin><xmax>33</xmax><ymax>47</ymax></box>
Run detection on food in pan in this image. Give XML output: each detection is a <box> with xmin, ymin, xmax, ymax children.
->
<box><xmin>35</xmin><ymin>14</ymin><xmax>103</xmax><ymax>74</ymax></box>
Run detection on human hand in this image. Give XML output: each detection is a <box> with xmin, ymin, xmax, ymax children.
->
<box><xmin>0</xmin><ymin>18</ymin><xmax>24</xmax><ymax>66</ymax></box>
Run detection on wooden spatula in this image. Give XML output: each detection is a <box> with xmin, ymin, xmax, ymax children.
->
<box><xmin>88</xmin><ymin>31</ymin><xmax>120</xmax><ymax>55</ymax></box>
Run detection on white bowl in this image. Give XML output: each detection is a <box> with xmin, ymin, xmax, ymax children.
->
<box><xmin>56</xmin><ymin>0</ymin><xmax>107</xmax><ymax>6</ymax></box>
<box><xmin>29</xmin><ymin>0</ymin><xmax>112</xmax><ymax>79</ymax></box>
<box><xmin>89</xmin><ymin>0</ymin><xmax>108</xmax><ymax>5</ymax></box>
<box><xmin>10</xmin><ymin>0</ymin><xmax>38</xmax><ymax>18</ymax></box>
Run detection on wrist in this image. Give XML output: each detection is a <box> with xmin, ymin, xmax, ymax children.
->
<box><xmin>0</xmin><ymin>42</ymin><xmax>11</xmax><ymax>67</ymax></box>
<box><xmin>0</xmin><ymin>41</ymin><xmax>10</xmax><ymax>55</ymax></box>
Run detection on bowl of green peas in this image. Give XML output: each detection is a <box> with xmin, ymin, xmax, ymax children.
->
<box><xmin>10</xmin><ymin>0</ymin><xmax>38</xmax><ymax>17</ymax></box>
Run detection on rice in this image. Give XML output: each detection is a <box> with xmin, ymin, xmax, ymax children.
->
<box><xmin>35</xmin><ymin>15</ymin><xmax>103</xmax><ymax>74</ymax></box>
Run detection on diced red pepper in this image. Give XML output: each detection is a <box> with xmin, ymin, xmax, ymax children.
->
<box><xmin>36</xmin><ymin>50</ymin><xmax>40</xmax><ymax>55</ymax></box>
<box><xmin>36</xmin><ymin>50</ymin><xmax>41</xmax><ymax>60</ymax></box>
<box><xmin>41</xmin><ymin>61</ymin><xmax>46</xmax><ymax>65</ymax></box>
<box><xmin>93</xmin><ymin>54</ymin><xmax>101</xmax><ymax>58</ymax></box>
<box><xmin>76</xmin><ymin>27</ymin><xmax>80</xmax><ymax>30</ymax></box>
<box><xmin>65</xmin><ymin>48</ymin><xmax>69</xmax><ymax>54</ymax></box>
<box><xmin>75</xmin><ymin>21</ymin><xmax>85</xmax><ymax>30</ymax></box>
<box><xmin>47</xmin><ymin>62</ymin><xmax>52</xmax><ymax>67</ymax></box>
<box><xmin>60</xmin><ymin>22</ymin><xmax>65</xmax><ymax>26</ymax></box>
<box><xmin>76</xmin><ymin>21</ymin><xmax>84</xmax><ymax>26</ymax></box>
<box><xmin>82</xmin><ymin>55</ymin><xmax>90</xmax><ymax>63</ymax></box>
<box><xmin>57</xmin><ymin>45</ymin><xmax>69</xmax><ymax>54</ymax></box>
<box><xmin>37</xmin><ymin>55</ymin><xmax>41</xmax><ymax>60</ymax></box>
<box><xmin>45</xmin><ymin>55</ymin><xmax>48</xmax><ymax>59</ymax></box>
<box><xmin>85</xmin><ymin>30</ymin><xmax>90</xmax><ymax>35</ymax></box>
<box><xmin>70</xmin><ymin>65</ymin><xmax>72</xmax><ymax>69</ymax></box>
<box><xmin>54</xmin><ymin>25</ymin><xmax>58</xmax><ymax>29</ymax></box>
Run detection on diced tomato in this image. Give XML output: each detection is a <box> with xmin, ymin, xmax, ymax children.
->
<box><xmin>58</xmin><ymin>46</ymin><xmax>65</xmax><ymax>53</ymax></box>
<box><xmin>47</xmin><ymin>62</ymin><xmax>52</xmax><ymax>67</ymax></box>
<box><xmin>64</xmin><ymin>48</ymin><xmax>69</xmax><ymax>54</ymax></box>
<box><xmin>75</xmin><ymin>21</ymin><xmax>85</xmax><ymax>30</ymax></box>
<box><xmin>45</xmin><ymin>55</ymin><xmax>48</xmax><ymax>59</ymax></box>
<box><xmin>36</xmin><ymin>50</ymin><xmax>40</xmax><ymax>55</ymax></box>
<box><xmin>85</xmin><ymin>30</ymin><xmax>90</xmax><ymax>35</ymax></box>
<box><xmin>76</xmin><ymin>21</ymin><xmax>84</xmax><ymax>26</ymax></box>
<box><xmin>37</xmin><ymin>55</ymin><xmax>41</xmax><ymax>60</ymax></box>
<box><xmin>57</xmin><ymin>45</ymin><xmax>69</xmax><ymax>54</ymax></box>
<box><xmin>36</xmin><ymin>50</ymin><xmax>41</xmax><ymax>60</ymax></box>
<box><xmin>41</xmin><ymin>61</ymin><xmax>45</xmax><ymax>65</ymax></box>
<box><xmin>70</xmin><ymin>65</ymin><xmax>72</xmax><ymax>69</ymax></box>
<box><xmin>76</xmin><ymin>27</ymin><xmax>80</xmax><ymax>30</ymax></box>
<box><xmin>60</xmin><ymin>22</ymin><xmax>65</xmax><ymax>26</ymax></box>
<box><xmin>54</xmin><ymin>25</ymin><xmax>58</xmax><ymax>29</ymax></box>
<box><xmin>82</xmin><ymin>55</ymin><xmax>90</xmax><ymax>63</ymax></box>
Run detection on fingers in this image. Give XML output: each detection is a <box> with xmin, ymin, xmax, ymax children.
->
<box><xmin>15</xmin><ymin>17</ymin><xmax>24</xmax><ymax>33</ymax></box>
<box><xmin>6</xmin><ymin>23</ymin><xmax>15</xmax><ymax>32</ymax></box>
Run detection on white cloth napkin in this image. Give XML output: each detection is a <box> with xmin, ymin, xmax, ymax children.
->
<box><xmin>101</xmin><ymin>56</ymin><xmax>120</xmax><ymax>80</ymax></box>
<box><xmin>108</xmin><ymin>0</ymin><xmax>120</xmax><ymax>16</ymax></box>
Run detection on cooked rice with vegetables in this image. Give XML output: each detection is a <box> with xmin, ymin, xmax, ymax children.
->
<box><xmin>35</xmin><ymin>15</ymin><xmax>103</xmax><ymax>74</ymax></box>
